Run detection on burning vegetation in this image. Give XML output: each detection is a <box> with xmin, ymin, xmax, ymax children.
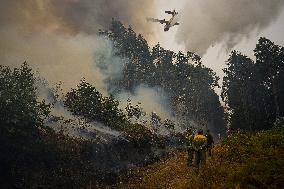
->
<box><xmin>1</xmin><ymin>19</ymin><xmax>284</xmax><ymax>188</ymax></box>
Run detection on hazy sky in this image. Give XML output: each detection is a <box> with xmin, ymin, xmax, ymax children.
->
<box><xmin>1</xmin><ymin>0</ymin><xmax>283</xmax><ymax>94</ymax></box>
<box><xmin>154</xmin><ymin>0</ymin><xmax>284</xmax><ymax>86</ymax></box>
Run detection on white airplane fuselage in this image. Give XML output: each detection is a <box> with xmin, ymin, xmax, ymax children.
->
<box><xmin>164</xmin><ymin>13</ymin><xmax>179</xmax><ymax>31</ymax></box>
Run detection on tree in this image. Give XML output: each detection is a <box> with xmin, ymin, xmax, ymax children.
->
<box><xmin>222</xmin><ymin>37</ymin><xmax>284</xmax><ymax>131</ymax></box>
<box><xmin>64</xmin><ymin>80</ymin><xmax>127</xmax><ymax>130</ymax></box>
<box><xmin>99</xmin><ymin>20</ymin><xmax>225</xmax><ymax>135</ymax></box>
<box><xmin>0</xmin><ymin>62</ymin><xmax>50</xmax><ymax>137</ymax></box>
<box><xmin>254</xmin><ymin>37</ymin><xmax>284</xmax><ymax>117</ymax></box>
<box><xmin>99</xmin><ymin>19</ymin><xmax>154</xmax><ymax>92</ymax></box>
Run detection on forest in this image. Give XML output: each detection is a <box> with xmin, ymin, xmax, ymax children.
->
<box><xmin>0</xmin><ymin>19</ymin><xmax>283</xmax><ymax>188</ymax></box>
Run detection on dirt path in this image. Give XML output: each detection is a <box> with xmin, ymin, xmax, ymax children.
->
<box><xmin>112</xmin><ymin>150</ymin><xmax>201</xmax><ymax>189</ymax></box>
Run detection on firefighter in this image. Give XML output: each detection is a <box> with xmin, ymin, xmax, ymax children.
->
<box><xmin>192</xmin><ymin>129</ymin><xmax>207</xmax><ymax>169</ymax></box>
<box><xmin>185</xmin><ymin>128</ymin><xmax>194</xmax><ymax>166</ymax></box>
<box><xmin>205</xmin><ymin>129</ymin><xmax>214</xmax><ymax>157</ymax></box>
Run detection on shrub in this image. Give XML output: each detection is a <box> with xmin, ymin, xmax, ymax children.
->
<box><xmin>197</xmin><ymin>127</ymin><xmax>284</xmax><ymax>188</ymax></box>
<box><xmin>64</xmin><ymin>80</ymin><xmax>127</xmax><ymax>130</ymax></box>
<box><xmin>0</xmin><ymin>62</ymin><xmax>50</xmax><ymax>137</ymax></box>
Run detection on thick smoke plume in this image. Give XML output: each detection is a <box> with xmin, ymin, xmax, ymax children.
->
<box><xmin>0</xmin><ymin>0</ymin><xmax>155</xmax><ymax>38</ymax></box>
<box><xmin>0</xmin><ymin>29</ymin><xmax>99</xmax><ymax>91</ymax></box>
<box><xmin>0</xmin><ymin>0</ymin><xmax>179</xmax><ymax>135</ymax></box>
<box><xmin>117</xmin><ymin>85</ymin><xmax>173</xmax><ymax>120</ymax></box>
<box><xmin>176</xmin><ymin>0</ymin><xmax>284</xmax><ymax>55</ymax></box>
<box><xmin>0</xmin><ymin>0</ymin><xmax>154</xmax><ymax>92</ymax></box>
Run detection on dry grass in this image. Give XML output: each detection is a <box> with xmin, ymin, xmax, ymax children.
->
<box><xmin>106</xmin><ymin>127</ymin><xmax>284</xmax><ymax>189</ymax></box>
<box><xmin>110</xmin><ymin>150</ymin><xmax>202</xmax><ymax>189</ymax></box>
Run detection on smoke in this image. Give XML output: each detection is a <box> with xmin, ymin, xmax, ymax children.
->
<box><xmin>36</xmin><ymin>78</ymin><xmax>125</xmax><ymax>141</ymax></box>
<box><xmin>117</xmin><ymin>85</ymin><xmax>172</xmax><ymax>121</ymax></box>
<box><xmin>176</xmin><ymin>0</ymin><xmax>284</xmax><ymax>55</ymax></box>
<box><xmin>0</xmin><ymin>29</ymin><xmax>97</xmax><ymax>91</ymax></box>
<box><xmin>0</xmin><ymin>0</ymin><xmax>155</xmax><ymax>38</ymax></box>
<box><xmin>0</xmin><ymin>0</ymin><xmax>155</xmax><ymax>91</ymax></box>
<box><xmin>0</xmin><ymin>0</ymin><xmax>180</xmax><ymax>136</ymax></box>
<box><xmin>93</xmin><ymin>38</ymin><xmax>129</xmax><ymax>95</ymax></box>
<box><xmin>51</xmin><ymin>0</ymin><xmax>155</xmax><ymax>38</ymax></box>
<box><xmin>116</xmin><ymin>85</ymin><xmax>182</xmax><ymax>135</ymax></box>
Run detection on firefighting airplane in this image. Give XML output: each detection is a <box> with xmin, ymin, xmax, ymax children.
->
<box><xmin>147</xmin><ymin>10</ymin><xmax>180</xmax><ymax>31</ymax></box>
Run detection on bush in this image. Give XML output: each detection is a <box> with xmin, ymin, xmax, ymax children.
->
<box><xmin>0</xmin><ymin>62</ymin><xmax>50</xmax><ymax>137</ymax></box>
<box><xmin>0</xmin><ymin>64</ymin><xmax>104</xmax><ymax>188</ymax></box>
<box><xmin>197</xmin><ymin>127</ymin><xmax>284</xmax><ymax>188</ymax></box>
<box><xmin>64</xmin><ymin>80</ymin><xmax>157</xmax><ymax>141</ymax></box>
<box><xmin>64</xmin><ymin>80</ymin><xmax>127</xmax><ymax>130</ymax></box>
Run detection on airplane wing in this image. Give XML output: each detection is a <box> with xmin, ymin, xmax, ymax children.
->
<box><xmin>146</xmin><ymin>18</ymin><xmax>168</xmax><ymax>24</ymax></box>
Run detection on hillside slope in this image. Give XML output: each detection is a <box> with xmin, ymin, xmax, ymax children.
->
<box><xmin>112</xmin><ymin>127</ymin><xmax>284</xmax><ymax>189</ymax></box>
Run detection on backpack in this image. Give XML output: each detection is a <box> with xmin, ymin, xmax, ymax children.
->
<box><xmin>192</xmin><ymin>135</ymin><xmax>207</xmax><ymax>151</ymax></box>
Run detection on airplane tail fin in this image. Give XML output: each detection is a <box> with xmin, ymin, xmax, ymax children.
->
<box><xmin>165</xmin><ymin>11</ymin><xmax>173</xmax><ymax>14</ymax></box>
<box><xmin>165</xmin><ymin>10</ymin><xmax>178</xmax><ymax>15</ymax></box>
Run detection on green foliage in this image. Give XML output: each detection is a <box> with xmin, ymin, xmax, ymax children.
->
<box><xmin>222</xmin><ymin>38</ymin><xmax>284</xmax><ymax>131</ymax></box>
<box><xmin>99</xmin><ymin>19</ymin><xmax>154</xmax><ymax>91</ymax></box>
<box><xmin>100</xmin><ymin>19</ymin><xmax>225</xmax><ymax>134</ymax></box>
<box><xmin>163</xmin><ymin>119</ymin><xmax>175</xmax><ymax>130</ymax></box>
<box><xmin>0</xmin><ymin>64</ymin><xmax>101</xmax><ymax>188</ymax></box>
<box><xmin>113</xmin><ymin>127</ymin><xmax>284</xmax><ymax>189</ymax></box>
<box><xmin>125</xmin><ymin>99</ymin><xmax>144</xmax><ymax>119</ymax></box>
<box><xmin>64</xmin><ymin>80</ymin><xmax>158</xmax><ymax>144</ymax></box>
<box><xmin>64</xmin><ymin>80</ymin><xmax>127</xmax><ymax>131</ymax></box>
<box><xmin>197</xmin><ymin>127</ymin><xmax>284</xmax><ymax>189</ymax></box>
<box><xmin>2</xmin><ymin>21</ymin><xmax>284</xmax><ymax>189</ymax></box>
<box><xmin>0</xmin><ymin>62</ymin><xmax>50</xmax><ymax>137</ymax></box>
<box><xmin>0</xmin><ymin>60</ymin><xmax>180</xmax><ymax>188</ymax></box>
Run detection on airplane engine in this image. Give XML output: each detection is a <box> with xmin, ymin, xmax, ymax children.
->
<box><xmin>164</xmin><ymin>26</ymin><xmax>169</xmax><ymax>31</ymax></box>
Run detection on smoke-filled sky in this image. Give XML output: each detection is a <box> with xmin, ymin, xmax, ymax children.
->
<box><xmin>1</xmin><ymin>0</ymin><xmax>284</xmax><ymax>92</ymax></box>
<box><xmin>176</xmin><ymin>0</ymin><xmax>284</xmax><ymax>55</ymax></box>
<box><xmin>155</xmin><ymin>0</ymin><xmax>284</xmax><ymax>89</ymax></box>
<box><xmin>0</xmin><ymin>0</ymin><xmax>155</xmax><ymax>37</ymax></box>
<box><xmin>0</xmin><ymin>0</ymin><xmax>156</xmax><ymax>91</ymax></box>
